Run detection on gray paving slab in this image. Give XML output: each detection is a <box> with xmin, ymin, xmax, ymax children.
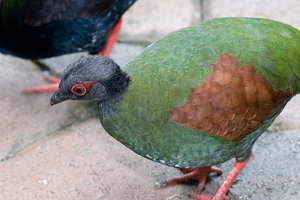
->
<box><xmin>0</xmin><ymin>119</ymin><xmax>191</xmax><ymax>200</ymax></box>
<box><xmin>275</xmin><ymin>95</ymin><xmax>300</xmax><ymax>130</ymax></box>
<box><xmin>119</xmin><ymin>0</ymin><xmax>201</xmax><ymax>44</ymax></box>
<box><xmin>0</xmin><ymin>42</ymin><xmax>144</xmax><ymax>162</ymax></box>
<box><xmin>215</xmin><ymin>130</ymin><xmax>300</xmax><ymax>200</ymax></box>
<box><xmin>39</xmin><ymin>43</ymin><xmax>145</xmax><ymax>74</ymax></box>
<box><xmin>203</xmin><ymin>0</ymin><xmax>300</xmax><ymax>29</ymax></box>
<box><xmin>1</xmin><ymin>1</ymin><xmax>300</xmax><ymax>199</ymax></box>
<box><xmin>0</xmin><ymin>54</ymin><xmax>97</xmax><ymax>161</ymax></box>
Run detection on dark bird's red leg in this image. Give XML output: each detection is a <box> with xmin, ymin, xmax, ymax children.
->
<box><xmin>25</xmin><ymin>75</ymin><xmax>60</xmax><ymax>93</ymax></box>
<box><xmin>96</xmin><ymin>18</ymin><xmax>123</xmax><ymax>57</ymax></box>
<box><xmin>161</xmin><ymin>151</ymin><xmax>252</xmax><ymax>200</ymax></box>
<box><xmin>25</xmin><ymin>18</ymin><xmax>122</xmax><ymax>93</ymax></box>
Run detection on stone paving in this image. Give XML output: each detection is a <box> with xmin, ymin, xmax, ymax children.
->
<box><xmin>1</xmin><ymin>0</ymin><xmax>300</xmax><ymax>200</ymax></box>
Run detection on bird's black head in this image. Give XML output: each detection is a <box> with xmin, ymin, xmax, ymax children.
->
<box><xmin>50</xmin><ymin>56</ymin><xmax>130</xmax><ymax>105</ymax></box>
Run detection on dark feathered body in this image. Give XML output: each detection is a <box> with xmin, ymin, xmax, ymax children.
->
<box><xmin>0</xmin><ymin>0</ymin><xmax>135</xmax><ymax>59</ymax></box>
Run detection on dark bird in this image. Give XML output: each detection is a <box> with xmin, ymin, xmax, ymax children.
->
<box><xmin>50</xmin><ymin>18</ymin><xmax>300</xmax><ymax>200</ymax></box>
<box><xmin>0</xmin><ymin>0</ymin><xmax>135</xmax><ymax>92</ymax></box>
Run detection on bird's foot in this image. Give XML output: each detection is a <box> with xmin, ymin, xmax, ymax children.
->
<box><xmin>160</xmin><ymin>151</ymin><xmax>252</xmax><ymax>200</ymax></box>
<box><xmin>193</xmin><ymin>151</ymin><xmax>252</xmax><ymax>200</ymax></box>
<box><xmin>24</xmin><ymin>75</ymin><xmax>60</xmax><ymax>93</ymax></box>
<box><xmin>191</xmin><ymin>193</ymin><xmax>228</xmax><ymax>200</ymax></box>
<box><xmin>159</xmin><ymin>166</ymin><xmax>222</xmax><ymax>191</ymax></box>
<box><xmin>96</xmin><ymin>18</ymin><xmax>123</xmax><ymax>57</ymax></box>
<box><xmin>202</xmin><ymin>151</ymin><xmax>252</xmax><ymax>200</ymax></box>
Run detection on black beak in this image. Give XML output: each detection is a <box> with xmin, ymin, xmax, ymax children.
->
<box><xmin>50</xmin><ymin>90</ymin><xmax>69</xmax><ymax>106</ymax></box>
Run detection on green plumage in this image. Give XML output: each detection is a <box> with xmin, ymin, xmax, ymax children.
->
<box><xmin>99</xmin><ymin>17</ymin><xmax>300</xmax><ymax>168</ymax></box>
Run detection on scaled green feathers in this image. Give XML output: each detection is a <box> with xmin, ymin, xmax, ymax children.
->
<box><xmin>99</xmin><ymin>18</ymin><xmax>300</xmax><ymax>168</ymax></box>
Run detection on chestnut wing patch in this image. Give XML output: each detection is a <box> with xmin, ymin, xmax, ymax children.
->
<box><xmin>172</xmin><ymin>54</ymin><xmax>291</xmax><ymax>142</ymax></box>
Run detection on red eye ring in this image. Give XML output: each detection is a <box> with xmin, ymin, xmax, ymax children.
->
<box><xmin>71</xmin><ymin>84</ymin><xmax>87</xmax><ymax>96</ymax></box>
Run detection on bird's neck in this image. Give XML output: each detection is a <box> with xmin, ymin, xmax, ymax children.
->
<box><xmin>97</xmin><ymin>69</ymin><xmax>130</xmax><ymax>118</ymax></box>
<box><xmin>102</xmin><ymin>68</ymin><xmax>130</xmax><ymax>99</ymax></box>
<box><xmin>97</xmin><ymin>89</ymin><xmax>128</xmax><ymax>119</ymax></box>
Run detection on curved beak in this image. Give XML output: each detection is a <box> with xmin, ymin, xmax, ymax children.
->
<box><xmin>50</xmin><ymin>90</ymin><xmax>69</xmax><ymax>106</ymax></box>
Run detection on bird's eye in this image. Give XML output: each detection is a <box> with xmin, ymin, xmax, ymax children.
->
<box><xmin>71</xmin><ymin>84</ymin><xmax>87</xmax><ymax>96</ymax></box>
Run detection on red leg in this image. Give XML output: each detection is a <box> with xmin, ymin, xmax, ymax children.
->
<box><xmin>96</xmin><ymin>18</ymin><xmax>123</xmax><ymax>57</ymax></box>
<box><xmin>160</xmin><ymin>166</ymin><xmax>222</xmax><ymax>192</ymax></box>
<box><xmin>24</xmin><ymin>75</ymin><xmax>60</xmax><ymax>93</ymax></box>
<box><xmin>44</xmin><ymin>76</ymin><xmax>61</xmax><ymax>83</ymax></box>
<box><xmin>192</xmin><ymin>151</ymin><xmax>253</xmax><ymax>200</ymax></box>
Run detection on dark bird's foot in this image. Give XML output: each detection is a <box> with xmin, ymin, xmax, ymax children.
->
<box><xmin>160</xmin><ymin>151</ymin><xmax>252</xmax><ymax>200</ymax></box>
<box><xmin>24</xmin><ymin>75</ymin><xmax>60</xmax><ymax>93</ymax></box>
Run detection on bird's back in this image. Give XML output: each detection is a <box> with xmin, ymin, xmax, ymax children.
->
<box><xmin>0</xmin><ymin>0</ymin><xmax>135</xmax><ymax>59</ymax></box>
<box><xmin>99</xmin><ymin>18</ymin><xmax>300</xmax><ymax>168</ymax></box>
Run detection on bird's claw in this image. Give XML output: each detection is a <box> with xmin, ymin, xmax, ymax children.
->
<box><xmin>192</xmin><ymin>193</ymin><xmax>228</xmax><ymax>200</ymax></box>
<box><xmin>24</xmin><ymin>75</ymin><xmax>60</xmax><ymax>93</ymax></box>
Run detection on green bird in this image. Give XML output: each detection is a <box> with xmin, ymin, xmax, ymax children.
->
<box><xmin>50</xmin><ymin>17</ymin><xmax>300</xmax><ymax>200</ymax></box>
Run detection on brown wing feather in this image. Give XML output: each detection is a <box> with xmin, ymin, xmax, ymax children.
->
<box><xmin>172</xmin><ymin>54</ymin><xmax>291</xmax><ymax>142</ymax></box>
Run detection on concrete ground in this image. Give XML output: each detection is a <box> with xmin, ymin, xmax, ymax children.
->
<box><xmin>0</xmin><ymin>0</ymin><xmax>300</xmax><ymax>199</ymax></box>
